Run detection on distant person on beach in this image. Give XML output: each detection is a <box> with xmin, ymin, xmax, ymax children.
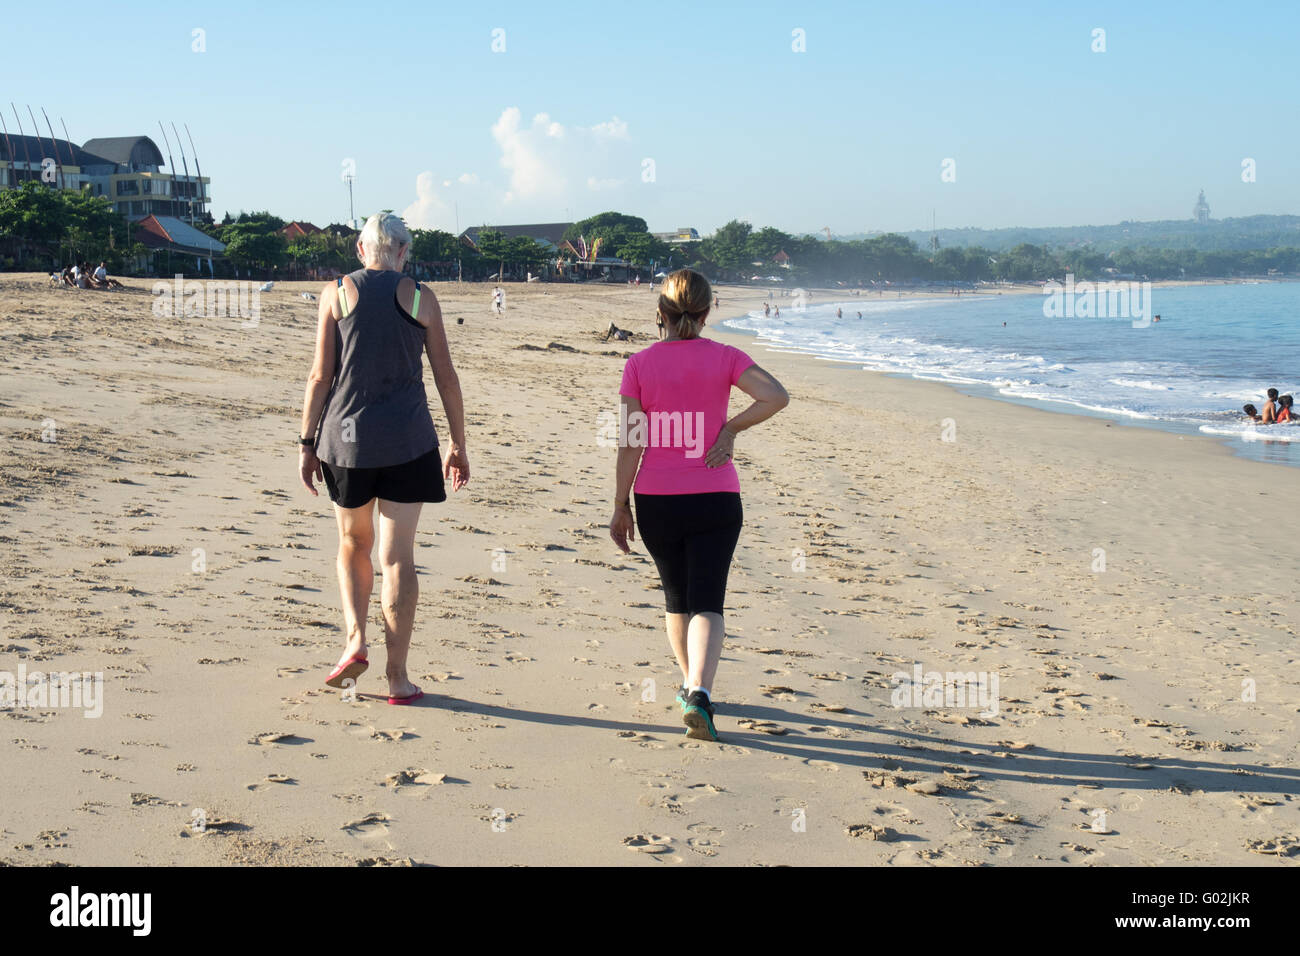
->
<box><xmin>763</xmin><ymin>302</ymin><xmax>770</xmax><ymax>317</ymax></box>
<box><xmin>773</xmin><ymin>305</ymin><xmax>780</xmax><ymax>317</ymax></box>
<box><xmin>836</xmin><ymin>308</ymin><xmax>842</xmax><ymax>319</ymax></box>
<box><xmin>610</xmin><ymin>269</ymin><xmax>789</xmax><ymax>741</ymax></box>
<box><xmin>492</xmin><ymin>286</ymin><xmax>504</xmax><ymax>314</ymax></box>
<box><xmin>298</xmin><ymin>212</ymin><xmax>470</xmax><ymax>706</ymax></box>
<box><xmin>60</xmin><ymin>266</ymin><xmax>75</xmax><ymax>288</ymax></box>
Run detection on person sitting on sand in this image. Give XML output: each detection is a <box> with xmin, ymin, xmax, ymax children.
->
<box><xmin>610</xmin><ymin>269</ymin><xmax>789</xmax><ymax>742</ymax></box>
<box><xmin>60</xmin><ymin>266</ymin><xmax>76</xmax><ymax>288</ymax></box>
<box><xmin>1243</xmin><ymin>404</ymin><xmax>1262</xmax><ymax>422</ymax></box>
<box><xmin>298</xmin><ymin>212</ymin><xmax>470</xmax><ymax>706</ymax></box>
<box><xmin>603</xmin><ymin>321</ymin><xmax>633</xmax><ymax>342</ymax></box>
<box><xmin>93</xmin><ymin>262</ymin><xmax>124</xmax><ymax>290</ymax></box>
<box><xmin>1262</xmin><ymin>388</ymin><xmax>1279</xmax><ymax>424</ymax></box>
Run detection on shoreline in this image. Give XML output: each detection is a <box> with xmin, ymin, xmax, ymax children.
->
<box><xmin>707</xmin><ymin>284</ymin><xmax>1299</xmax><ymax>470</ymax></box>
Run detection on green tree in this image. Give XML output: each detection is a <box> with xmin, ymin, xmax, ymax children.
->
<box><xmin>700</xmin><ymin>220</ymin><xmax>753</xmax><ymax>278</ymax></box>
<box><xmin>615</xmin><ymin>232</ymin><xmax>669</xmax><ymax>267</ymax></box>
<box><xmin>0</xmin><ymin>182</ymin><xmax>68</xmax><ymax>256</ymax></box>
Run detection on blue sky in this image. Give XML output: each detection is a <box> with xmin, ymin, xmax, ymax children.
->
<box><xmin>5</xmin><ymin>0</ymin><xmax>1297</xmax><ymax>235</ymax></box>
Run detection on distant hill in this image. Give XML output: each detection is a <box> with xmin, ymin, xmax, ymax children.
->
<box><xmin>839</xmin><ymin>215</ymin><xmax>1300</xmax><ymax>252</ymax></box>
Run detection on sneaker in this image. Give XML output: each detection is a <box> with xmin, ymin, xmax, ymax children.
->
<box><xmin>682</xmin><ymin>690</ymin><xmax>718</xmax><ymax>741</ymax></box>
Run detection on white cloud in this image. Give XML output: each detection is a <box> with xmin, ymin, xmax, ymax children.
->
<box><xmin>404</xmin><ymin>172</ymin><xmax>480</xmax><ymax>228</ymax></box>
<box><xmin>590</xmin><ymin>117</ymin><xmax>629</xmax><ymax>140</ymax></box>
<box><xmin>490</xmin><ymin>107</ymin><xmax>633</xmax><ymax>208</ymax></box>
<box><xmin>402</xmin><ymin>171</ymin><xmax>451</xmax><ymax>229</ymax></box>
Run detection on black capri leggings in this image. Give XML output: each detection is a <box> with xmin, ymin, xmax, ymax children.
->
<box><xmin>634</xmin><ymin>492</ymin><xmax>743</xmax><ymax>616</ymax></box>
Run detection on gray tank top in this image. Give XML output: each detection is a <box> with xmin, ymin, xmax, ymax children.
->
<box><xmin>315</xmin><ymin>268</ymin><xmax>439</xmax><ymax>469</ymax></box>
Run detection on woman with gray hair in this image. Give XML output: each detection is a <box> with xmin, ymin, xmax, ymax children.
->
<box><xmin>298</xmin><ymin>213</ymin><xmax>469</xmax><ymax>705</ymax></box>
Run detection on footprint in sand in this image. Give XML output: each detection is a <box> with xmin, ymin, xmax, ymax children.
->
<box><xmin>179</xmin><ymin>813</ymin><xmax>250</xmax><ymax>837</ymax></box>
<box><xmin>341</xmin><ymin>812</ymin><xmax>392</xmax><ymax>838</ymax></box>
<box><xmin>382</xmin><ymin>769</ymin><xmax>446</xmax><ymax>790</ymax></box>
<box><xmin>622</xmin><ymin>833</ymin><xmax>673</xmax><ymax>854</ymax></box>
<box><xmin>735</xmin><ymin>718</ymin><xmax>789</xmax><ymax>736</ymax></box>
<box><xmin>247</xmin><ymin>731</ymin><xmax>309</xmax><ymax>747</ymax></box>
<box><xmin>846</xmin><ymin>823</ymin><xmax>901</xmax><ymax>842</ymax></box>
<box><xmin>246</xmin><ymin>774</ymin><xmax>296</xmax><ymax>790</ymax></box>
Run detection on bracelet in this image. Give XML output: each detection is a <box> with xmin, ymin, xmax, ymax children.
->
<box><xmin>299</xmin><ymin>436</ymin><xmax>315</xmax><ymax>447</ymax></box>
<box><xmin>616</xmin><ymin>499</ymin><xmax>632</xmax><ymax>511</ymax></box>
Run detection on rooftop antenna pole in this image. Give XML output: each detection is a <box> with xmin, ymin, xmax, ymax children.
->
<box><xmin>157</xmin><ymin>122</ymin><xmax>177</xmax><ymax>217</ymax></box>
<box><xmin>28</xmin><ymin>106</ymin><xmax>53</xmax><ymax>190</ymax></box>
<box><xmin>40</xmin><ymin>108</ymin><xmax>63</xmax><ymax>191</ymax></box>
<box><xmin>344</xmin><ymin>173</ymin><xmax>355</xmax><ymax>226</ymax></box>
<box><xmin>183</xmin><ymin>124</ymin><xmax>204</xmax><ymax>224</ymax></box>
<box><xmin>171</xmin><ymin>122</ymin><xmax>192</xmax><ymax>225</ymax></box>
<box><xmin>11</xmin><ymin>104</ymin><xmax>32</xmax><ymax>183</ymax></box>
<box><xmin>0</xmin><ymin>114</ymin><xmax>14</xmax><ymax>191</ymax></box>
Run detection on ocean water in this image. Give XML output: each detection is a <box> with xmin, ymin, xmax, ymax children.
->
<box><xmin>724</xmin><ymin>282</ymin><xmax>1300</xmax><ymax>467</ymax></box>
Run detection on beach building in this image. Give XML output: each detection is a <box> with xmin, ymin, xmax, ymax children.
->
<box><xmin>281</xmin><ymin>221</ymin><xmax>323</xmax><ymax>241</ymax></box>
<box><xmin>0</xmin><ymin>132</ymin><xmax>212</xmax><ymax>223</ymax></box>
<box><xmin>652</xmin><ymin>227</ymin><xmax>701</xmax><ymax>243</ymax></box>
<box><xmin>132</xmin><ymin>214</ymin><xmax>227</xmax><ymax>272</ymax></box>
<box><xmin>459</xmin><ymin>222</ymin><xmax>573</xmax><ymax>252</ymax></box>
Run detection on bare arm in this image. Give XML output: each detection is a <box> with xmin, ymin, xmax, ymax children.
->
<box><xmin>297</xmin><ymin>281</ymin><xmax>342</xmax><ymax>494</ymax></box>
<box><xmin>421</xmin><ymin>285</ymin><xmax>466</xmax><ymax>449</ymax></box>
<box><xmin>420</xmin><ymin>284</ymin><xmax>469</xmax><ymax>490</ymax></box>
<box><xmin>615</xmin><ymin>395</ymin><xmax>646</xmax><ymax>507</ymax></box>
<box><xmin>300</xmin><ymin>281</ymin><xmax>341</xmax><ymax>441</ymax></box>
<box><xmin>610</xmin><ymin>395</ymin><xmax>646</xmax><ymax>553</ymax></box>
<box><xmin>705</xmin><ymin>364</ymin><xmax>790</xmax><ymax>468</ymax></box>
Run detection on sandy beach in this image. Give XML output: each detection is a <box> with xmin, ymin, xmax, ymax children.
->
<box><xmin>1</xmin><ymin>273</ymin><xmax>1296</xmax><ymax>867</ymax></box>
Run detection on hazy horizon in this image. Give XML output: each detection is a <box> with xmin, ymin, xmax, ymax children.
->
<box><xmin>5</xmin><ymin>0</ymin><xmax>1297</xmax><ymax>235</ymax></box>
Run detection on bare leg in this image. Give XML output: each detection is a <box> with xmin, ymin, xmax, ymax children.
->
<box><xmin>333</xmin><ymin>501</ymin><xmax>376</xmax><ymax>667</ymax></box>
<box><xmin>665</xmin><ymin>613</ymin><xmax>689</xmax><ymax>687</ymax></box>
<box><xmin>377</xmin><ymin>498</ymin><xmax>423</xmax><ymax>698</ymax></box>
<box><xmin>685</xmin><ymin>612</ymin><xmax>726</xmax><ymax>693</ymax></box>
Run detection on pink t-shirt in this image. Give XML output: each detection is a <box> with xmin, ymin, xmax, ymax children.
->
<box><xmin>619</xmin><ymin>337</ymin><xmax>756</xmax><ymax>494</ymax></box>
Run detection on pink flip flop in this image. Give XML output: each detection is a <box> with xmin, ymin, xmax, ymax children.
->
<box><xmin>387</xmin><ymin>690</ymin><xmax>424</xmax><ymax>706</ymax></box>
<box><xmin>325</xmin><ymin>654</ymin><xmax>368</xmax><ymax>688</ymax></box>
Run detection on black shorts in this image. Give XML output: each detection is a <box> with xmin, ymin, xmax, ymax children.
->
<box><xmin>634</xmin><ymin>492</ymin><xmax>743</xmax><ymax>616</ymax></box>
<box><xmin>320</xmin><ymin>447</ymin><xmax>446</xmax><ymax>509</ymax></box>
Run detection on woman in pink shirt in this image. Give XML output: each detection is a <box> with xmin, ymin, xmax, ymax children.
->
<box><xmin>610</xmin><ymin>270</ymin><xmax>789</xmax><ymax>741</ymax></box>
